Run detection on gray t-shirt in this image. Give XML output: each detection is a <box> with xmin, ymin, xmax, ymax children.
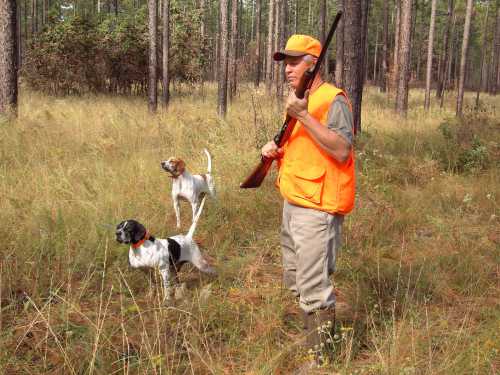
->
<box><xmin>326</xmin><ymin>95</ymin><xmax>353</xmax><ymax>145</ymax></box>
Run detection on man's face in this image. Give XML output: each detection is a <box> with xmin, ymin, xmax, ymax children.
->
<box><xmin>284</xmin><ymin>55</ymin><xmax>315</xmax><ymax>89</ymax></box>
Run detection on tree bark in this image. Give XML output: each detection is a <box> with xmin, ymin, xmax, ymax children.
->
<box><xmin>360</xmin><ymin>0</ymin><xmax>370</xmax><ymax>85</ymax></box>
<box><xmin>476</xmin><ymin>1</ymin><xmax>489</xmax><ymax>109</ymax></box>
<box><xmin>373</xmin><ymin>26</ymin><xmax>379</xmax><ymax>83</ymax></box>
<box><xmin>31</xmin><ymin>0</ymin><xmax>37</xmax><ymax>36</ymax></box>
<box><xmin>294</xmin><ymin>0</ymin><xmax>298</xmax><ymax>34</ymax></box>
<box><xmin>343</xmin><ymin>0</ymin><xmax>364</xmax><ymax>133</ymax></box>
<box><xmin>395</xmin><ymin>0</ymin><xmax>412</xmax><ymax>117</ymax></box>
<box><xmin>218</xmin><ymin>0</ymin><xmax>229</xmax><ymax>117</ymax></box>
<box><xmin>456</xmin><ymin>0</ymin><xmax>473</xmax><ymax>117</ymax></box>
<box><xmin>277</xmin><ymin>0</ymin><xmax>286</xmax><ymax>99</ymax></box>
<box><xmin>148</xmin><ymin>0</ymin><xmax>158</xmax><ymax>113</ymax></box>
<box><xmin>0</xmin><ymin>0</ymin><xmax>18</xmax><ymax>117</ymax></box>
<box><xmin>254</xmin><ymin>0</ymin><xmax>261</xmax><ymax>87</ymax></box>
<box><xmin>335</xmin><ymin>0</ymin><xmax>344</xmax><ymax>87</ymax></box>
<box><xmin>436</xmin><ymin>0</ymin><xmax>454</xmax><ymax>99</ymax></box>
<box><xmin>424</xmin><ymin>0</ymin><xmax>437</xmax><ymax>110</ymax></box>
<box><xmin>490</xmin><ymin>2</ymin><xmax>500</xmax><ymax>95</ymax></box>
<box><xmin>380</xmin><ymin>0</ymin><xmax>388</xmax><ymax>92</ymax></box>
<box><xmin>228</xmin><ymin>0</ymin><xmax>238</xmax><ymax>101</ymax></box>
<box><xmin>266</xmin><ymin>0</ymin><xmax>275</xmax><ymax>94</ymax></box>
<box><xmin>392</xmin><ymin>0</ymin><xmax>401</xmax><ymax>94</ymax></box>
<box><xmin>319</xmin><ymin>0</ymin><xmax>329</xmax><ymax>77</ymax></box>
<box><xmin>161</xmin><ymin>0</ymin><xmax>169</xmax><ymax>108</ymax></box>
<box><xmin>273</xmin><ymin>0</ymin><xmax>280</xmax><ymax>94</ymax></box>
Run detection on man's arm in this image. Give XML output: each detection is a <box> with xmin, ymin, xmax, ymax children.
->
<box><xmin>287</xmin><ymin>91</ymin><xmax>353</xmax><ymax>164</ymax></box>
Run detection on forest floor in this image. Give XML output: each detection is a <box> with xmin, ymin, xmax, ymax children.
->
<box><xmin>0</xmin><ymin>85</ymin><xmax>499</xmax><ymax>374</ymax></box>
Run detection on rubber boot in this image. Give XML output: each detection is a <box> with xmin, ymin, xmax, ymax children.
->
<box><xmin>304</xmin><ymin>307</ymin><xmax>336</xmax><ymax>366</ymax></box>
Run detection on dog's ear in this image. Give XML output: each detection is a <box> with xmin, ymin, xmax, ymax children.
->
<box><xmin>116</xmin><ymin>220</ymin><xmax>127</xmax><ymax>230</ymax></box>
<box><xmin>177</xmin><ymin>159</ymin><xmax>186</xmax><ymax>175</ymax></box>
<box><xmin>131</xmin><ymin>221</ymin><xmax>147</xmax><ymax>243</ymax></box>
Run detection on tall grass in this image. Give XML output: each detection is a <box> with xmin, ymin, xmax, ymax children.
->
<box><xmin>0</xmin><ymin>85</ymin><xmax>498</xmax><ymax>374</ymax></box>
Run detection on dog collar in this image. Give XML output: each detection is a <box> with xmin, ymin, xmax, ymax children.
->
<box><xmin>131</xmin><ymin>232</ymin><xmax>155</xmax><ymax>249</ymax></box>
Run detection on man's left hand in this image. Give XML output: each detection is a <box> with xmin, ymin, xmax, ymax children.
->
<box><xmin>286</xmin><ymin>90</ymin><xmax>309</xmax><ymax>121</ymax></box>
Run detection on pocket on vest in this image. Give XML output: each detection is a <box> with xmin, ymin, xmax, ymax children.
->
<box><xmin>291</xmin><ymin>165</ymin><xmax>326</xmax><ymax>204</ymax></box>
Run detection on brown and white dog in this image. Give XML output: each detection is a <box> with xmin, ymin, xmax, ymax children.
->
<box><xmin>116</xmin><ymin>197</ymin><xmax>215</xmax><ymax>303</ymax></box>
<box><xmin>161</xmin><ymin>149</ymin><xmax>216</xmax><ymax>228</ymax></box>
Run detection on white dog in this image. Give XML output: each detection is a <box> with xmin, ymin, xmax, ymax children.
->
<box><xmin>161</xmin><ymin>148</ymin><xmax>216</xmax><ymax>228</ymax></box>
<box><xmin>115</xmin><ymin>197</ymin><xmax>215</xmax><ymax>302</ymax></box>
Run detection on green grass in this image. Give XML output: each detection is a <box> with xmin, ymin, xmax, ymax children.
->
<box><xmin>0</xmin><ymin>84</ymin><xmax>498</xmax><ymax>374</ymax></box>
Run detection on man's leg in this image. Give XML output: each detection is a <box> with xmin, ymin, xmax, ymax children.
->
<box><xmin>281</xmin><ymin>201</ymin><xmax>298</xmax><ymax>297</ymax></box>
<box><xmin>287</xmin><ymin>203</ymin><xmax>343</xmax><ymax>364</ymax></box>
<box><xmin>290</xmin><ymin>207</ymin><xmax>342</xmax><ymax>312</ymax></box>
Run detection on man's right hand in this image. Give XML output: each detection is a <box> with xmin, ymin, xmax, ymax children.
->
<box><xmin>261</xmin><ymin>141</ymin><xmax>284</xmax><ymax>159</ymax></box>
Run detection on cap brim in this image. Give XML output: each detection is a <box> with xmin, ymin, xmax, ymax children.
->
<box><xmin>273</xmin><ymin>50</ymin><xmax>306</xmax><ymax>61</ymax></box>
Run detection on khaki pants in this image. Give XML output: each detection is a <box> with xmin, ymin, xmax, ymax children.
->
<box><xmin>281</xmin><ymin>200</ymin><xmax>344</xmax><ymax>313</ymax></box>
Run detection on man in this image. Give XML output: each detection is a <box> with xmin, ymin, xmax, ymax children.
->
<box><xmin>261</xmin><ymin>34</ymin><xmax>355</xmax><ymax>365</ymax></box>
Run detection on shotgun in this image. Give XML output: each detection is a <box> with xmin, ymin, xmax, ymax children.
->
<box><xmin>240</xmin><ymin>11</ymin><xmax>343</xmax><ymax>189</ymax></box>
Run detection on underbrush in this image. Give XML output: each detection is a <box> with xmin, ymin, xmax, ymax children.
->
<box><xmin>0</xmin><ymin>85</ymin><xmax>498</xmax><ymax>374</ymax></box>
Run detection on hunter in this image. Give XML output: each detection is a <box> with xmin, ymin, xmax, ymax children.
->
<box><xmin>261</xmin><ymin>34</ymin><xmax>355</xmax><ymax>367</ymax></box>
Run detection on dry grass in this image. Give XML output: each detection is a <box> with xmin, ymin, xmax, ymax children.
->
<box><xmin>0</xmin><ymin>84</ymin><xmax>499</xmax><ymax>374</ymax></box>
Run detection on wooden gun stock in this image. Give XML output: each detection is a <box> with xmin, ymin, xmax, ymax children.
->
<box><xmin>240</xmin><ymin>11</ymin><xmax>343</xmax><ymax>189</ymax></box>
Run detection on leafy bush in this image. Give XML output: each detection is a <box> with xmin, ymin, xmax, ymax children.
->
<box><xmin>22</xmin><ymin>8</ymin><xmax>205</xmax><ymax>95</ymax></box>
<box><xmin>437</xmin><ymin>115</ymin><xmax>494</xmax><ymax>173</ymax></box>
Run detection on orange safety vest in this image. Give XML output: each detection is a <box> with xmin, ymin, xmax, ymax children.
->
<box><xmin>277</xmin><ymin>83</ymin><xmax>355</xmax><ymax>215</ymax></box>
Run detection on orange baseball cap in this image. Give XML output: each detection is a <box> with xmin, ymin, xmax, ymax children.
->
<box><xmin>273</xmin><ymin>34</ymin><xmax>322</xmax><ymax>61</ymax></box>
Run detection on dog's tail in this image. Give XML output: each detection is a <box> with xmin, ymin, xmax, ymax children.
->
<box><xmin>204</xmin><ymin>148</ymin><xmax>212</xmax><ymax>174</ymax></box>
<box><xmin>186</xmin><ymin>195</ymin><xmax>206</xmax><ymax>240</ymax></box>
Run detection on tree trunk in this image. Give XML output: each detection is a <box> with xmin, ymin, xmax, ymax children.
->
<box><xmin>395</xmin><ymin>0</ymin><xmax>412</xmax><ymax>117</ymax></box>
<box><xmin>217</xmin><ymin>0</ymin><xmax>229</xmax><ymax>117</ymax></box>
<box><xmin>228</xmin><ymin>0</ymin><xmax>238</xmax><ymax>101</ymax></box>
<box><xmin>161</xmin><ymin>0</ymin><xmax>169</xmax><ymax>108</ymax></box>
<box><xmin>335</xmin><ymin>0</ymin><xmax>344</xmax><ymax>87</ymax></box>
<box><xmin>380</xmin><ymin>0</ymin><xmax>388</xmax><ymax>92</ymax></box>
<box><xmin>294</xmin><ymin>0</ymin><xmax>298</xmax><ymax>34</ymax></box>
<box><xmin>31</xmin><ymin>0</ymin><xmax>37</xmax><ymax>36</ymax></box>
<box><xmin>392</xmin><ymin>0</ymin><xmax>401</xmax><ymax>94</ymax></box>
<box><xmin>476</xmin><ymin>1</ymin><xmax>489</xmax><ymax>109</ymax></box>
<box><xmin>436</xmin><ymin>0</ymin><xmax>453</xmax><ymax>99</ymax></box>
<box><xmin>424</xmin><ymin>0</ymin><xmax>437</xmax><ymax>110</ymax></box>
<box><xmin>373</xmin><ymin>26</ymin><xmax>379</xmax><ymax>83</ymax></box>
<box><xmin>17</xmin><ymin>1</ymin><xmax>21</xmax><ymax>68</ymax></box>
<box><xmin>343</xmin><ymin>0</ymin><xmax>363</xmax><ymax>133</ymax></box>
<box><xmin>319</xmin><ymin>0</ymin><xmax>329</xmax><ymax>77</ymax></box>
<box><xmin>274</xmin><ymin>0</ymin><xmax>281</xmax><ymax>94</ymax></box>
<box><xmin>148</xmin><ymin>0</ymin><xmax>158</xmax><ymax>113</ymax></box>
<box><xmin>42</xmin><ymin>0</ymin><xmax>46</xmax><ymax>25</ymax></box>
<box><xmin>456</xmin><ymin>0</ymin><xmax>473</xmax><ymax>117</ymax></box>
<box><xmin>266</xmin><ymin>0</ymin><xmax>275</xmax><ymax>94</ymax></box>
<box><xmin>277</xmin><ymin>0</ymin><xmax>285</xmax><ymax>99</ymax></box>
<box><xmin>440</xmin><ymin>11</ymin><xmax>456</xmax><ymax>108</ymax></box>
<box><xmin>490</xmin><ymin>3</ymin><xmax>500</xmax><ymax>95</ymax></box>
<box><xmin>254</xmin><ymin>0</ymin><xmax>261</xmax><ymax>87</ymax></box>
<box><xmin>360</xmin><ymin>0</ymin><xmax>370</xmax><ymax>85</ymax></box>
<box><xmin>0</xmin><ymin>0</ymin><xmax>18</xmax><ymax>117</ymax></box>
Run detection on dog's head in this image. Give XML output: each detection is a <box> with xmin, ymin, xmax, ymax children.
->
<box><xmin>160</xmin><ymin>157</ymin><xmax>186</xmax><ymax>178</ymax></box>
<box><xmin>116</xmin><ymin>220</ymin><xmax>147</xmax><ymax>245</ymax></box>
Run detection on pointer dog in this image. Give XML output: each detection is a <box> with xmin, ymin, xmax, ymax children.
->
<box><xmin>116</xmin><ymin>197</ymin><xmax>214</xmax><ymax>302</ymax></box>
<box><xmin>161</xmin><ymin>148</ymin><xmax>216</xmax><ymax>228</ymax></box>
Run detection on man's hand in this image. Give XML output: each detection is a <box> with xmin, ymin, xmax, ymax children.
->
<box><xmin>286</xmin><ymin>90</ymin><xmax>309</xmax><ymax>121</ymax></box>
<box><xmin>261</xmin><ymin>141</ymin><xmax>283</xmax><ymax>159</ymax></box>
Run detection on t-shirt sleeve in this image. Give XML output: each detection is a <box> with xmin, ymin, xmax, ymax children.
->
<box><xmin>326</xmin><ymin>95</ymin><xmax>353</xmax><ymax>145</ymax></box>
